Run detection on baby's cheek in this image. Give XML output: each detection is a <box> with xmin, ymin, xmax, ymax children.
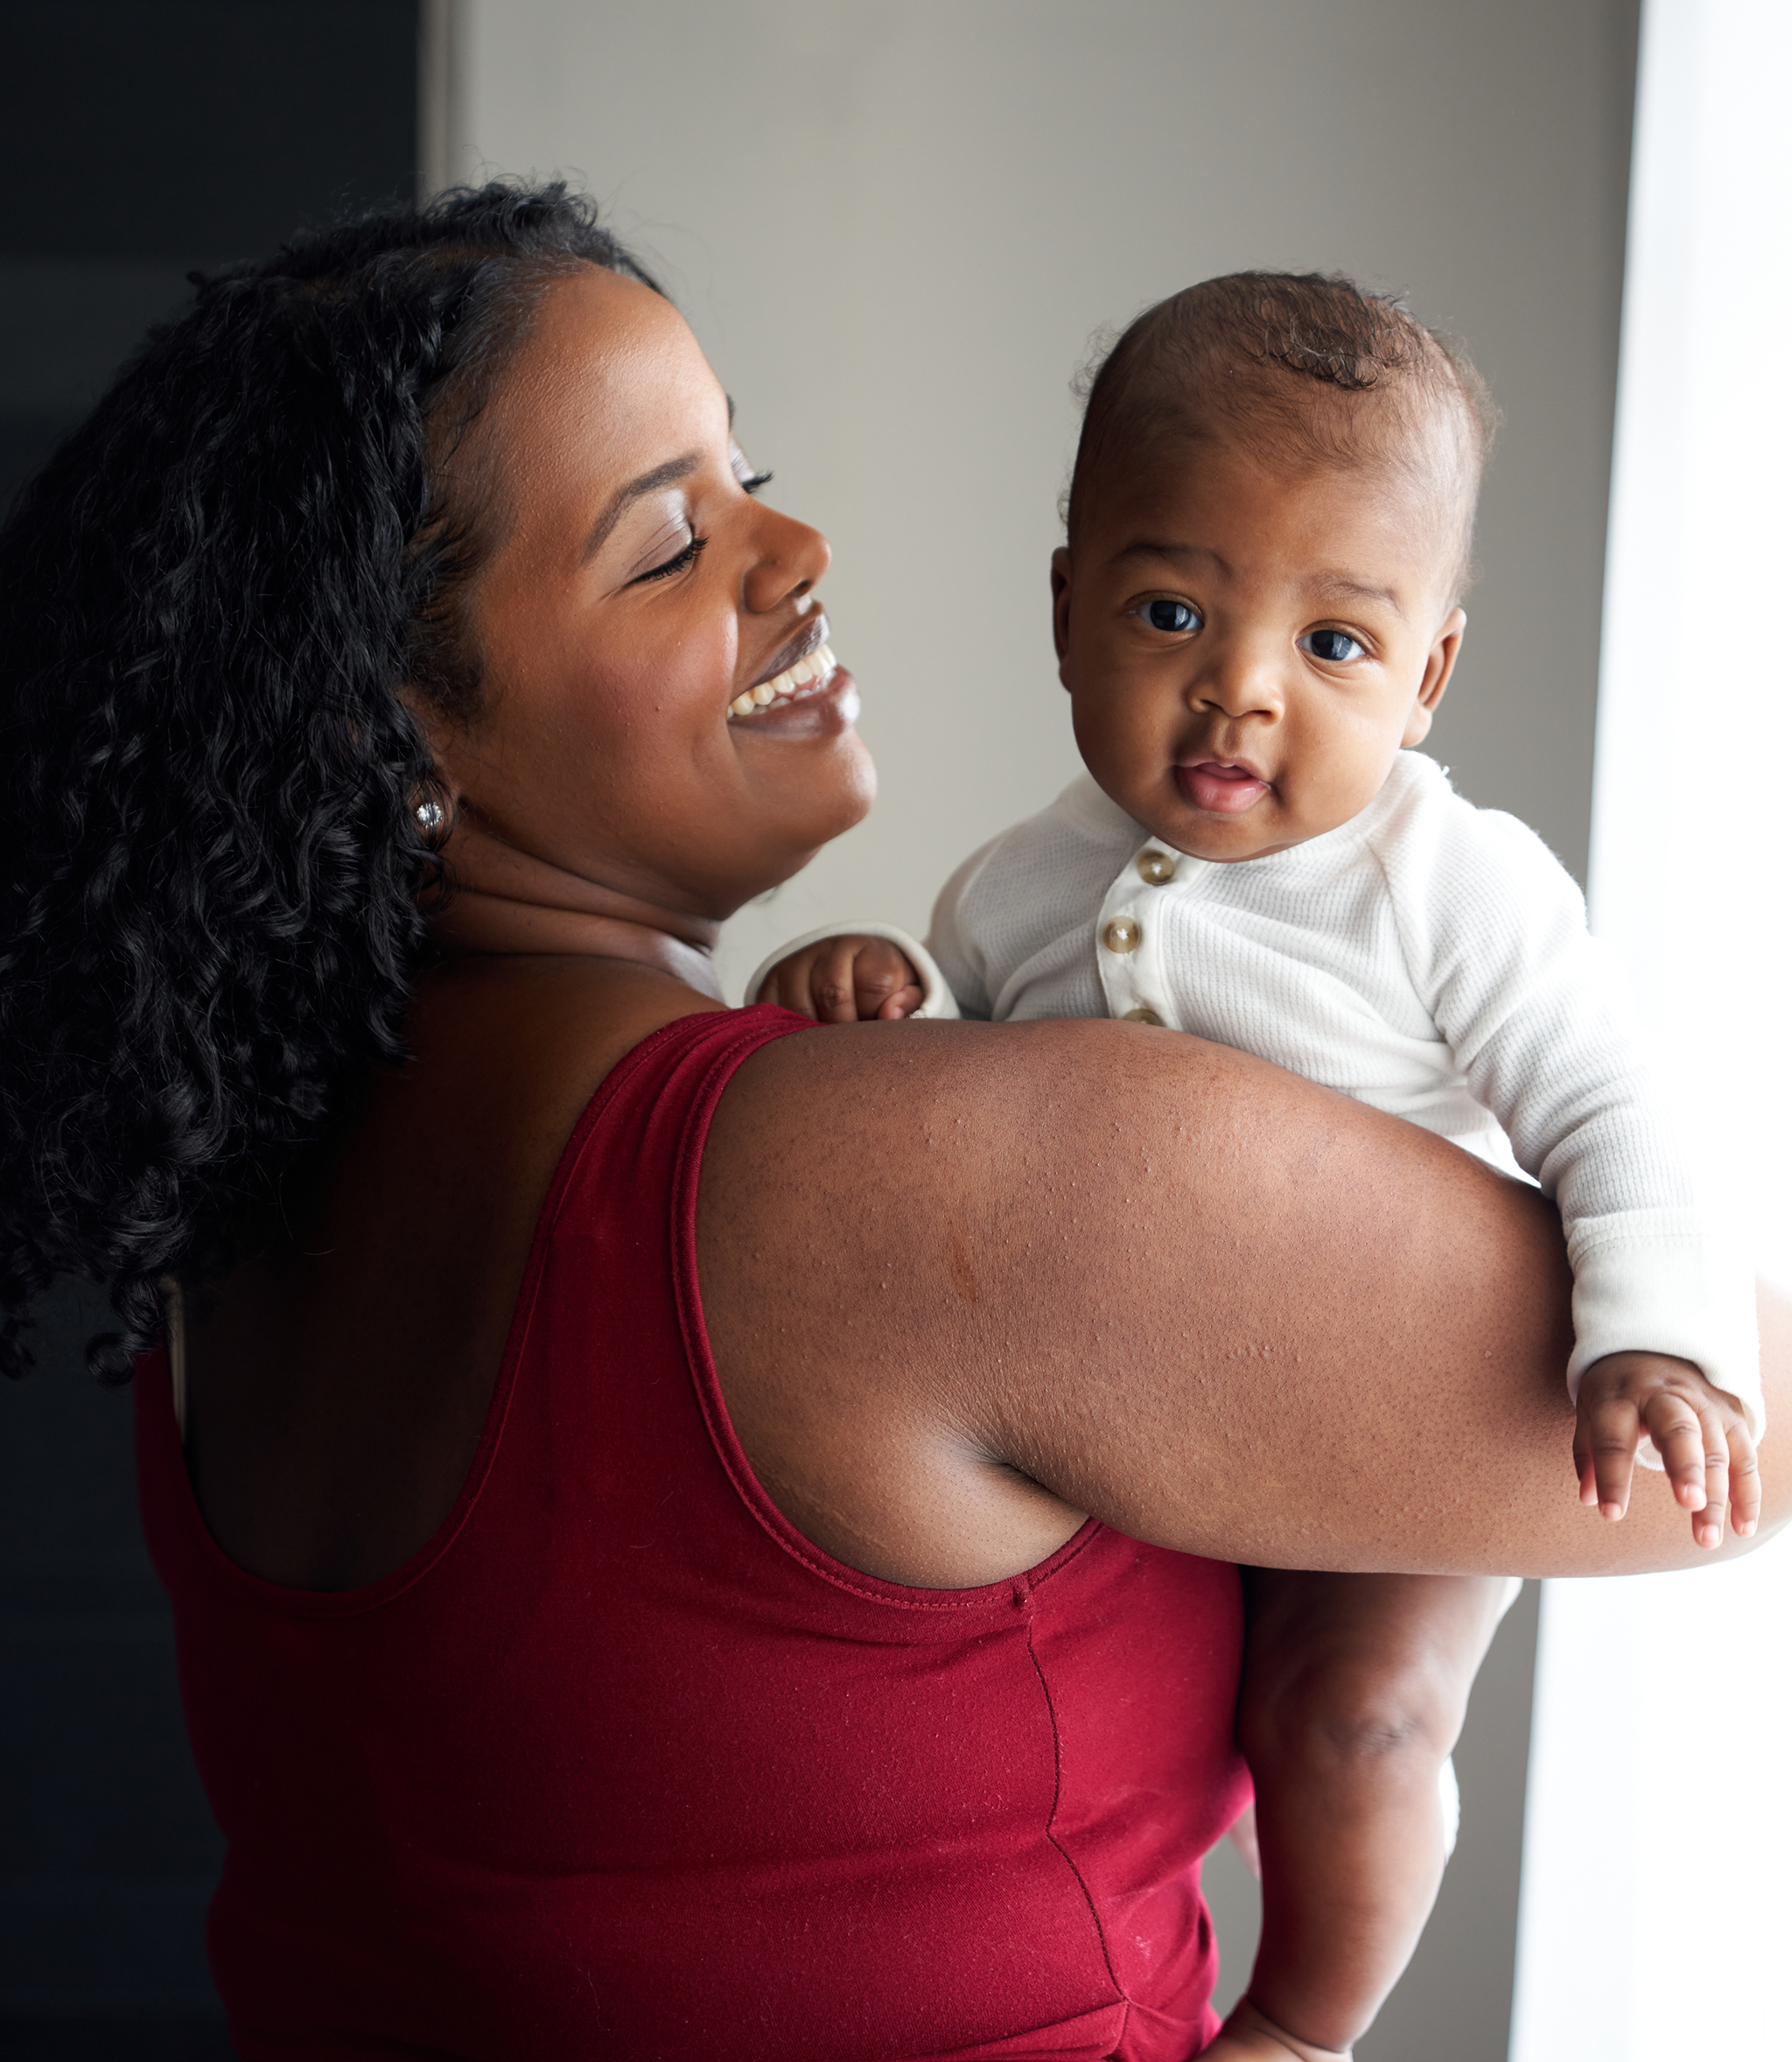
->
<box><xmin>1072</xmin><ymin>693</ymin><xmax>1156</xmax><ymax>803</ymax></box>
<box><xmin>1289</xmin><ymin>723</ymin><xmax>1403</xmax><ymax>837</ymax></box>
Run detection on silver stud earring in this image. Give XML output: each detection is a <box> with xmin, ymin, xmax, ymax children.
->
<box><xmin>416</xmin><ymin>799</ymin><xmax>444</xmax><ymax>831</ymax></box>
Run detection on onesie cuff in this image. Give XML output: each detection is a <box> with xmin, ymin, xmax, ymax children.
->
<box><xmin>1565</xmin><ymin>1212</ymin><xmax>1765</xmax><ymax>1460</ymax></box>
<box><xmin>745</xmin><ymin>922</ymin><xmax>961</xmax><ymax>1021</ymax></box>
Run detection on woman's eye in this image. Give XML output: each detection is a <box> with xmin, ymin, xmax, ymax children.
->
<box><xmin>1300</xmin><ymin>628</ymin><xmax>1366</xmax><ymax>663</ymax></box>
<box><xmin>1144</xmin><ymin>598</ymin><xmax>1201</xmax><ymax>634</ymax></box>
<box><xmin>634</xmin><ymin>531</ymin><xmax>708</xmax><ymax>585</ymax></box>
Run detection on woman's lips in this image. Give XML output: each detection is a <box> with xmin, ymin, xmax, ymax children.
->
<box><xmin>728</xmin><ymin>663</ymin><xmax>860</xmax><ymax>740</ymax></box>
<box><xmin>1177</xmin><ymin>759</ymin><xmax>1270</xmax><ymax>814</ymax></box>
<box><xmin>728</xmin><ymin>640</ymin><xmax>839</xmax><ymax>720</ymax></box>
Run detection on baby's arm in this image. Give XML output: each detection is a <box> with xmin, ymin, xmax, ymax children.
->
<box><xmin>1203</xmin><ymin>1570</ymin><xmax>1511</xmax><ymax>2060</ymax></box>
<box><xmin>1389</xmin><ymin>793</ymin><xmax>1763</xmax><ymax>1546</ymax></box>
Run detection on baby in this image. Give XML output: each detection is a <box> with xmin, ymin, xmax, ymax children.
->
<box><xmin>755</xmin><ymin>274</ymin><xmax>1764</xmax><ymax>2060</ymax></box>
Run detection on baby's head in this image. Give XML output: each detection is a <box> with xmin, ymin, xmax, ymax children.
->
<box><xmin>1054</xmin><ymin>273</ymin><xmax>1495</xmax><ymax>862</ymax></box>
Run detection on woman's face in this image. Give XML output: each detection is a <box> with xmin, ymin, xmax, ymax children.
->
<box><xmin>430</xmin><ymin>263</ymin><xmax>873</xmax><ymax>927</ymax></box>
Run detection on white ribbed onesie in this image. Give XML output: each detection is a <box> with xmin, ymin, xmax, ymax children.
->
<box><xmin>925</xmin><ymin>748</ymin><xmax>1762</xmax><ymax>1437</ymax></box>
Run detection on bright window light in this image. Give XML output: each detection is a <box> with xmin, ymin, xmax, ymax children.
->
<box><xmin>1510</xmin><ymin>2</ymin><xmax>1792</xmax><ymax>2055</ymax></box>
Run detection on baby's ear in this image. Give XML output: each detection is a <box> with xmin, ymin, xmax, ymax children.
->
<box><xmin>1406</xmin><ymin>605</ymin><xmax>1466</xmax><ymax>744</ymax></box>
<box><xmin>1051</xmin><ymin>547</ymin><xmax>1074</xmax><ymax>671</ymax></box>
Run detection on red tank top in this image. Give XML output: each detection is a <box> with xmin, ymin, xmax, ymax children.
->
<box><xmin>137</xmin><ymin>1007</ymin><xmax>1250</xmax><ymax>2060</ymax></box>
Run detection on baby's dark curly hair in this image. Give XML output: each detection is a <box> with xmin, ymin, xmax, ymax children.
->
<box><xmin>0</xmin><ymin>180</ymin><xmax>660</xmax><ymax>1380</ymax></box>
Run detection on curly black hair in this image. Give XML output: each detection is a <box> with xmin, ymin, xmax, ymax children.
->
<box><xmin>0</xmin><ymin>180</ymin><xmax>660</xmax><ymax>1379</ymax></box>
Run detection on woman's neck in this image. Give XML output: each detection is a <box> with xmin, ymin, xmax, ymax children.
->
<box><xmin>427</xmin><ymin>814</ymin><xmax>726</xmax><ymax>1002</ymax></box>
<box><xmin>433</xmin><ymin>887</ymin><xmax>724</xmax><ymax>999</ymax></box>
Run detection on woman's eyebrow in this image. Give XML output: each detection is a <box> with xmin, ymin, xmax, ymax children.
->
<box><xmin>583</xmin><ymin>452</ymin><xmax>703</xmax><ymax>559</ymax></box>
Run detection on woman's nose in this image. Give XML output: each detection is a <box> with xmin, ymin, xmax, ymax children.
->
<box><xmin>744</xmin><ymin>505</ymin><xmax>832</xmax><ymax>614</ymax></box>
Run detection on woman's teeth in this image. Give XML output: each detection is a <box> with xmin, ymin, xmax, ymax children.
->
<box><xmin>729</xmin><ymin>643</ymin><xmax>836</xmax><ymax>719</ymax></box>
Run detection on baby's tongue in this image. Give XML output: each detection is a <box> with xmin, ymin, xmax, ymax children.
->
<box><xmin>1180</xmin><ymin>761</ymin><xmax>1268</xmax><ymax>814</ymax></box>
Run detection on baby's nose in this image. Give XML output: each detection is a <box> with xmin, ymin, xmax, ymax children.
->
<box><xmin>1195</xmin><ymin>654</ymin><xmax>1283</xmax><ymax>719</ymax></box>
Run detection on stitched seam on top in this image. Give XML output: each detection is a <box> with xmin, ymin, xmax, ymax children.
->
<box><xmin>670</xmin><ymin>1017</ymin><xmax>1105</xmax><ymax>1613</ymax></box>
<box><xmin>1023</xmin><ymin>1592</ymin><xmax>1130</xmax><ymax>2029</ymax></box>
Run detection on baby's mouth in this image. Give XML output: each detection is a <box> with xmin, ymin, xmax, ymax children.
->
<box><xmin>1177</xmin><ymin>759</ymin><xmax>1271</xmax><ymax>815</ymax></box>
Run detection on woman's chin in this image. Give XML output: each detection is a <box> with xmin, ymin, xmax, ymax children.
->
<box><xmin>710</xmin><ymin>752</ymin><xmax>878</xmax><ymax>918</ymax></box>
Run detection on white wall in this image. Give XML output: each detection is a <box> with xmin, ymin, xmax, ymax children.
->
<box><xmin>445</xmin><ymin>7</ymin><xmax>1638</xmax><ymax>2055</ymax></box>
<box><xmin>1512</xmin><ymin>3</ymin><xmax>1792</xmax><ymax>2054</ymax></box>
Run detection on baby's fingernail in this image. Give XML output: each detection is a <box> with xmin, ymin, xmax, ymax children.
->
<box><xmin>1600</xmin><ymin>1500</ymin><xmax>1623</xmax><ymax>1521</ymax></box>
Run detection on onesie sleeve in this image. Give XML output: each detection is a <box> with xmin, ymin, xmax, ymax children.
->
<box><xmin>1378</xmin><ymin>785</ymin><xmax>1762</xmax><ymax>1442</ymax></box>
<box><xmin>925</xmin><ymin>838</ymin><xmax>1004</xmax><ymax>1020</ymax></box>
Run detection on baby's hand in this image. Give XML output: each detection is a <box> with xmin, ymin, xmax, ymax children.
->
<box><xmin>754</xmin><ymin>934</ymin><xmax>925</xmax><ymax>1024</ymax></box>
<box><xmin>1574</xmin><ymin>1350</ymin><xmax>1760</xmax><ymax>1548</ymax></box>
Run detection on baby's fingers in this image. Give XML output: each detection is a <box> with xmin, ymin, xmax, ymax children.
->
<box><xmin>850</xmin><ymin>942</ymin><xmax>922</xmax><ymax>1020</ymax></box>
<box><xmin>1726</xmin><ymin>1414</ymin><xmax>1761</xmax><ymax>1539</ymax></box>
<box><xmin>810</xmin><ymin>938</ymin><xmax>876</xmax><ymax>1024</ymax></box>
<box><xmin>1640</xmin><ymin>1390</ymin><xmax>1724</xmax><ymax>1548</ymax></box>
<box><xmin>1574</xmin><ymin>1390</ymin><xmax>1642</xmax><ymax>1521</ymax></box>
<box><xmin>755</xmin><ymin>950</ymin><xmax>825</xmax><ymax>1020</ymax></box>
<box><xmin>873</xmin><ymin>983</ymin><xmax>928</xmax><ymax>1022</ymax></box>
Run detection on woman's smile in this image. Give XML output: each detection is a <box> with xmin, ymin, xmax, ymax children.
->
<box><xmin>728</xmin><ymin>657</ymin><xmax>862</xmax><ymax>737</ymax></box>
<box><xmin>726</xmin><ymin>610</ymin><xmax>855</xmax><ymax>726</ymax></box>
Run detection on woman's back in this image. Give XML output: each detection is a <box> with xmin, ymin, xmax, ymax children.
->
<box><xmin>142</xmin><ymin>1006</ymin><xmax>1250</xmax><ymax>2060</ymax></box>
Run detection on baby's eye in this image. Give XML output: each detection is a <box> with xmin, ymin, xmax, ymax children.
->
<box><xmin>1142</xmin><ymin>598</ymin><xmax>1201</xmax><ymax>634</ymax></box>
<box><xmin>1299</xmin><ymin>628</ymin><xmax>1366</xmax><ymax>663</ymax></box>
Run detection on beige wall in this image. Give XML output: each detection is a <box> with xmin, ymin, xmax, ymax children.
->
<box><xmin>448</xmin><ymin>6</ymin><xmax>1638</xmax><ymax>2054</ymax></box>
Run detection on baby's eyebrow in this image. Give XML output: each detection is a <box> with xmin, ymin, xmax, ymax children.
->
<box><xmin>1308</xmin><ymin>574</ymin><xmax>1407</xmax><ymax>621</ymax></box>
<box><xmin>1110</xmin><ymin>540</ymin><xmax>1410</xmax><ymax>623</ymax></box>
<box><xmin>1111</xmin><ymin>538</ymin><xmax>1209</xmax><ymax>567</ymax></box>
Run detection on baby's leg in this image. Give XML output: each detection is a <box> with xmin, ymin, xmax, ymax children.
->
<box><xmin>1228</xmin><ymin>1570</ymin><xmax>1511</xmax><ymax>2055</ymax></box>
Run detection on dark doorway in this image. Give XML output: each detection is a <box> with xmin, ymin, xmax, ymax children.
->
<box><xmin>0</xmin><ymin>5</ymin><xmax>420</xmax><ymax>2045</ymax></box>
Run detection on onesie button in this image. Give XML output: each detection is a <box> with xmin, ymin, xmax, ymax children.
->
<box><xmin>1136</xmin><ymin>850</ymin><xmax>1178</xmax><ymax>886</ymax></box>
<box><xmin>1102</xmin><ymin>917</ymin><xmax>1141</xmax><ymax>954</ymax></box>
<box><xmin>1123</xmin><ymin>1006</ymin><xmax>1163</xmax><ymax>1025</ymax></box>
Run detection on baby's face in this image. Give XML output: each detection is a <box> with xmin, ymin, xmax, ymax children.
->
<box><xmin>1054</xmin><ymin>433</ymin><xmax>1466</xmax><ymax>862</ymax></box>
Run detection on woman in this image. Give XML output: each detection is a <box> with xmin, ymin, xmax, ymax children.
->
<box><xmin>2</xmin><ymin>186</ymin><xmax>1782</xmax><ymax>2062</ymax></box>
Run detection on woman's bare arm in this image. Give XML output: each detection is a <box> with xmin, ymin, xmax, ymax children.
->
<box><xmin>699</xmin><ymin>1017</ymin><xmax>1788</xmax><ymax>1589</ymax></box>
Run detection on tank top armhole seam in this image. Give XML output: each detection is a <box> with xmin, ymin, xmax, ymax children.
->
<box><xmin>668</xmin><ymin>1015</ymin><xmax>1105</xmax><ymax>1614</ymax></box>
